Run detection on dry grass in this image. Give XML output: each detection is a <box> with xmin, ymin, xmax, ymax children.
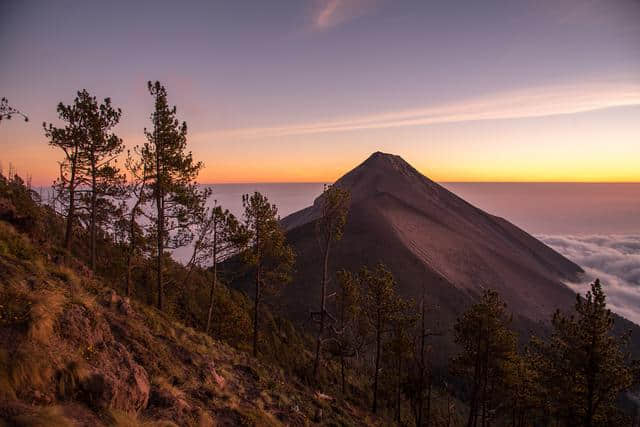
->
<box><xmin>0</xmin><ymin>221</ymin><xmax>36</xmax><ymax>261</ymax></box>
<box><xmin>0</xmin><ymin>348</ymin><xmax>53</xmax><ymax>400</ymax></box>
<box><xmin>10</xmin><ymin>406</ymin><xmax>74</xmax><ymax>427</ymax></box>
<box><xmin>27</xmin><ymin>291</ymin><xmax>65</xmax><ymax>344</ymax></box>
<box><xmin>56</xmin><ymin>360</ymin><xmax>89</xmax><ymax>399</ymax></box>
<box><xmin>108</xmin><ymin>410</ymin><xmax>179</xmax><ymax>427</ymax></box>
<box><xmin>48</xmin><ymin>264</ymin><xmax>80</xmax><ymax>287</ymax></box>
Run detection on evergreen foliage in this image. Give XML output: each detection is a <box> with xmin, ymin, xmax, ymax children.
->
<box><xmin>140</xmin><ymin>81</ymin><xmax>209</xmax><ymax>310</ymax></box>
<box><xmin>242</xmin><ymin>191</ymin><xmax>295</xmax><ymax>357</ymax></box>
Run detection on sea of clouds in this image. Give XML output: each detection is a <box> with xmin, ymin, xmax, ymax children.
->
<box><xmin>539</xmin><ymin>234</ymin><xmax>640</xmax><ymax>325</ymax></box>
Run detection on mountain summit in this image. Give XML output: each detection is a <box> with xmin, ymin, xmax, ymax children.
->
<box><xmin>278</xmin><ymin>152</ymin><xmax>595</xmax><ymax>361</ymax></box>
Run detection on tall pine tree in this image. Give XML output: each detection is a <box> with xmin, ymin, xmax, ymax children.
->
<box><xmin>242</xmin><ymin>192</ymin><xmax>294</xmax><ymax>357</ymax></box>
<box><xmin>141</xmin><ymin>81</ymin><xmax>208</xmax><ymax>310</ymax></box>
<box><xmin>530</xmin><ymin>279</ymin><xmax>638</xmax><ymax>426</ymax></box>
<box><xmin>312</xmin><ymin>184</ymin><xmax>350</xmax><ymax>379</ymax></box>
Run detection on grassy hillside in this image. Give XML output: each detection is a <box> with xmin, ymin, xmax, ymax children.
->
<box><xmin>0</xmin><ymin>218</ymin><xmax>381</xmax><ymax>426</ymax></box>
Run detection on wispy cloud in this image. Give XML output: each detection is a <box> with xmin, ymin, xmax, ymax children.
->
<box><xmin>209</xmin><ymin>80</ymin><xmax>640</xmax><ymax>139</ymax></box>
<box><xmin>540</xmin><ymin>234</ymin><xmax>640</xmax><ymax>325</ymax></box>
<box><xmin>311</xmin><ymin>0</ymin><xmax>379</xmax><ymax>31</ymax></box>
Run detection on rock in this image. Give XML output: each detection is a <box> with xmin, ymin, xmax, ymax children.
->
<box><xmin>200</xmin><ymin>361</ymin><xmax>226</xmax><ymax>389</ymax></box>
<box><xmin>150</xmin><ymin>386</ymin><xmax>190</xmax><ymax>413</ymax></box>
<box><xmin>83</xmin><ymin>360</ymin><xmax>149</xmax><ymax>412</ymax></box>
<box><xmin>314</xmin><ymin>391</ymin><xmax>333</xmax><ymax>401</ymax></box>
<box><xmin>102</xmin><ymin>289</ymin><xmax>121</xmax><ymax>307</ymax></box>
<box><xmin>118</xmin><ymin>297</ymin><xmax>133</xmax><ymax>316</ymax></box>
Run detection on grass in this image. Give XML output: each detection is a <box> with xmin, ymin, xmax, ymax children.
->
<box><xmin>27</xmin><ymin>291</ymin><xmax>65</xmax><ymax>344</ymax></box>
<box><xmin>0</xmin><ymin>348</ymin><xmax>53</xmax><ymax>400</ymax></box>
<box><xmin>8</xmin><ymin>406</ymin><xmax>74</xmax><ymax>427</ymax></box>
<box><xmin>0</xmin><ymin>221</ymin><xmax>36</xmax><ymax>261</ymax></box>
<box><xmin>56</xmin><ymin>360</ymin><xmax>89</xmax><ymax>400</ymax></box>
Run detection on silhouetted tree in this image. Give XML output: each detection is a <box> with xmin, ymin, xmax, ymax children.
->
<box><xmin>326</xmin><ymin>268</ymin><xmax>367</xmax><ymax>394</ymax></box>
<box><xmin>44</xmin><ymin>94</ymin><xmax>89</xmax><ymax>254</ymax></box>
<box><xmin>361</xmin><ymin>263</ymin><xmax>401</xmax><ymax>414</ymax></box>
<box><xmin>122</xmin><ymin>149</ymin><xmax>149</xmax><ymax>296</ymax></box>
<box><xmin>74</xmin><ymin>90</ymin><xmax>125</xmax><ymax>271</ymax></box>
<box><xmin>242</xmin><ymin>191</ymin><xmax>295</xmax><ymax>357</ymax></box>
<box><xmin>407</xmin><ymin>286</ymin><xmax>441</xmax><ymax>427</ymax></box>
<box><xmin>313</xmin><ymin>184</ymin><xmax>350</xmax><ymax>379</ymax></box>
<box><xmin>187</xmin><ymin>202</ymin><xmax>249</xmax><ymax>334</ymax></box>
<box><xmin>530</xmin><ymin>279</ymin><xmax>638</xmax><ymax>427</ymax></box>
<box><xmin>140</xmin><ymin>81</ymin><xmax>208</xmax><ymax>310</ymax></box>
<box><xmin>386</xmin><ymin>298</ymin><xmax>416</xmax><ymax>423</ymax></box>
<box><xmin>0</xmin><ymin>97</ymin><xmax>28</xmax><ymax>123</ymax></box>
<box><xmin>452</xmin><ymin>289</ymin><xmax>517</xmax><ymax>427</ymax></box>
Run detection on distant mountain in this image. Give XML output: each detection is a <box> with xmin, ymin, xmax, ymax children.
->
<box><xmin>274</xmin><ymin>152</ymin><xmax>639</xmax><ymax>364</ymax></box>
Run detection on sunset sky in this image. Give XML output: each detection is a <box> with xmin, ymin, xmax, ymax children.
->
<box><xmin>1</xmin><ymin>0</ymin><xmax>639</xmax><ymax>185</ymax></box>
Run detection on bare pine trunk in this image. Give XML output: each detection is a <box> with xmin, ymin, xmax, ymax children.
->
<box><xmin>64</xmin><ymin>148</ymin><xmax>78</xmax><ymax>254</ymax></box>
<box><xmin>252</xmin><ymin>219</ymin><xmax>261</xmax><ymax>357</ymax></box>
<box><xmin>313</xmin><ymin>239</ymin><xmax>331</xmax><ymax>379</ymax></box>
<box><xmin>90</xmin><ymin>155</ymin><xmax>97</xmax><ymax>271</ymax></box>
<box><xmin>155</xmin><ymin>124</ymin><xmax>164</xmax><ymax>311</ymax></box>
<box><xmin>253</xmin><ymin>266</ymin><xmax>260</xmax><ymax>357</ymax></box>
<box><xmin>372</xmin><ymin>311</ymin><xmax>381</xmax><ymax>414</ymax></box>
<box><xmin>206</xmin><ymin>222</ymin><xmax>218</xmax><ymax>334</ymax></box>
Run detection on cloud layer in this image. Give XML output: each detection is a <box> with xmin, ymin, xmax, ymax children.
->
<box><xmin>212</xmin><ymin>81</ymin><xmax>640</xmax><ymax>139</ymax></box>
<box><xmin>540</xmin><ymin>234</ymin><xmax>640</xmax><ymax>325</ymax></box>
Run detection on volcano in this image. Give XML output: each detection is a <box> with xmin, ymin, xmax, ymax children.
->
<box><xmin>265</xmin><ymin>152</ymin><xmax>638</xmax><ymax>362</ymax></box>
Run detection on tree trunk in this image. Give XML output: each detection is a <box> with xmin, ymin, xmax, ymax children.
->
<box><xmin>467</xmin><ymin>330</ymin><xmax>483</xmax><ymax>427</ymax></box>
<box><xmin>372</xmin><ymin>310</ymin><xmax>381</xmax><ymax>414</ymax></box>
<box><xmin>341</xmin><ymin>353</ymin><xmax>346</xmax><ymax>394</ymax></box>
<box><xmin>252</xmin><ymin>218</ymin><xmax>261</xmax><ymax>357</ymax></box>
<box><xmin>417</xmin><ymin>288</ymin><xmax>426</xmax><ymax>427</ymax></box>
<box><xmin>253</xmin><ymin>265</ymin><xmax>261</xmax><ymax>357</ymax></box>
<box><xmin>313</xmin><ymin>238</ymin><xmax>331</xmax><ymax>379</ymax></box>
<box><xmin>426</xmin><ymin>374</ymin><xmax>432</xmax><ymax>427</ymax></box>
<box><xmin>206</xmin><ymin>221</ymin><xmax>218</xmax><ymax>334</ymax></box>
<box><xmin>64</xmin><ymin>148</ymin><xmax>78</xmax><ymax>253</ymax></box>
<box><xmin>155</xmin><ymin>124</ymin><xmax>164</xmax><ymax>311</ymax></box>
<box><xmin>90</xmin><ymin>153</ymin><xmax>97</xmax><ymax>271</ymax></box>
<box><xmin>396</xmin><ymin>355</ymin><xmax>402</xmax><ymax>423</ymax></box>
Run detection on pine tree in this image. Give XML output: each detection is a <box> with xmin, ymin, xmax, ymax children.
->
<box><xmin>242</xmin><ymin>191</ymin><xmax>295</xmax><ymax>357</ymax></box>
<box><xmin>122</xmin><ymin>149</ymin><xmax>149</xmax><ymax>297</ymax></box>
<box><xmin>386</xmin><ymin>298</ymin><xmax>416</xmax><ymax>423</ymax></box>
<box><xmin>74</xmin><ymin>90</ymin><xmax>125</xmax><ymax>271</ymax></box>
<box><xmin>407</xmin><ymin>286</ymin><xmax>441</xmax><ymax>427</ymax></box>
<box><xmin>327</xmin><ymin>269</ymin><xmax>367</xmax><ymax>394</ymax></box>
<box><xmin>312</xmin><ymin>184</ymin><xmax>350</xmax><ymax>379</ymax></box>
<box><xmin>530</xmin><ymin>279</ymin><xmax>638</xmax><ymax>426</ymax></box>
<box><xmin>140</xmin><ymin>81</ymin><xmax>208</xmax><ymax>310</ymax></box>
<box><xmin>44</xmin><ymin>94</ymin><xmax>90</xmax><ymax>254</ymax></box>
<box><xmin>361</xmin><ymin>263</ymin><xmax>401</xmax><ymax>414</ymax></box>
<box><xmin>186</xmin><ymin>202</ymin><xmax>249</xmax><ymax>334</ymax></box>
<box><xmin>451</xmin><ymin>289</ymin><xmax>517</xmax><ymax>427</ymax></box>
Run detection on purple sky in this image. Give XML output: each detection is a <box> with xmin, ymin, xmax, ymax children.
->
<box><xmin>1</xmin><ymin>0</ymin><xmax>639</xmax><ymax>184</ymax></box>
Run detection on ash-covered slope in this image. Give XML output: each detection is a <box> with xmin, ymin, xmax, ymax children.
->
<box><xmin>280</xmin><ymin>152</ymin><xmax>592</xmax><ymax>360</ymax></box>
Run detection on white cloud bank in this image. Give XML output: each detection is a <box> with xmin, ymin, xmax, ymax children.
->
<box><xmin>539</xmin><ymin>234</ymin><xmax>640</xmax><ymax>325</ymax></box>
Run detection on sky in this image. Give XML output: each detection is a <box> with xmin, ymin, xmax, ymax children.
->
<box><xmin>1</xmin><ymin>0</ymin><xmax>639</xmax><ymax>185</ymax></box>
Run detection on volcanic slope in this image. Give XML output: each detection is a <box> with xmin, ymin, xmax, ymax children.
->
<box><xmin>278</xmin><ymin>152</ymin><xmax>640</xmax><ymax>361</ymax></box>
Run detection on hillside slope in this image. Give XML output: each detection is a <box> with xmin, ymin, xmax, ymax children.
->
<box><xmin>0</xmin><ymin>221</ymin><xmax>376</xmax><ymax>426</ymax></box>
